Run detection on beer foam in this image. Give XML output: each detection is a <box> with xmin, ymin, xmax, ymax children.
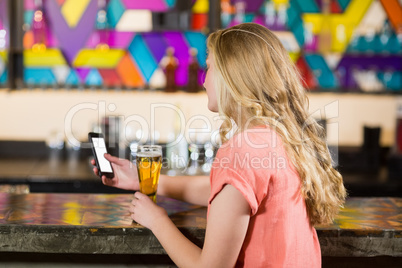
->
<box><xmin>137</xmin><ymin>151</ymin><xmax>162</xmax><ymax>158</ymax></box>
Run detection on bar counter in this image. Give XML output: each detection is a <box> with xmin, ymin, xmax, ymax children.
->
<box><xmin>1</xmin><ymin>141</ymin><xmax>401</xmax><ymax>196</ymax></box>
<box><xmin>0</xmin><ymin>193</ymin><xmax>400</xmax><ymax>259</ymax></box>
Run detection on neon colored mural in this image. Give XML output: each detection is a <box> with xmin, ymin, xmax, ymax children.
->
<box><xmin>2</xmin><ymin>0</ymin><xmax>401</xmax><ymax>92</ymax></box>
<box><xmin>222</xmin><ymin>0</ymin><xmax>401</xmax><ymax>92</ymax></box>
<box><xmin>21</xmin><ymin>0</ymin><xmax>209</xmax><ymax>88</ymax></box>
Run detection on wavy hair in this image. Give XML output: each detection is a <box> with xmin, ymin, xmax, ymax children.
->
<box><xmin>207</xmin><ymin>23</ymin><xmax>346</xmax><ymax>225</ymax></box>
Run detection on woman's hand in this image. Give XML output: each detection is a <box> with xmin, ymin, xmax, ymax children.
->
<box><xmin>129</xmin><ymin>192</ymin><xmax>169</xmax><ymax>230</ymax></box>
<box><xmin>91</xmin><ymin>154</ymin><xmax>139</xmax><ymax>191</ymax></box>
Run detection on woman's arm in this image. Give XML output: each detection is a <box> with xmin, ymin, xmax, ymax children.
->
<box><xmin>92</xmin><ymin>154</ymin><xmax>210</xmax><ymax>206</ymax></box>
<box><xmin>130</xmin><ymin>184</ymin><xmax>251</xmax><ymax>268</ymax></box>
<box><xmin>158</xmin><ymin>174</ymin><xmax>210</xmax><ymax>206</ymax></box>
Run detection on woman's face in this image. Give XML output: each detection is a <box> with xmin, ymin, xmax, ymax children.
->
<box><xmin>204</xmin><ymin>55</ymin><xmax>218</xmax><ymax>113</ymax></box>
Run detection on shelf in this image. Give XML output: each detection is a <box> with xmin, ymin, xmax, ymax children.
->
<box><xmin>0</xmin><ymin>87</ymin><xmax>401</xmax><ymax>95</ymax></box>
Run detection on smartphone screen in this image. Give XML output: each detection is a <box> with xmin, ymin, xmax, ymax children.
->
<box><xmin>91</xmin><ymin>137</ymin><xmax>113</xmax><ymax>173</ymax></box>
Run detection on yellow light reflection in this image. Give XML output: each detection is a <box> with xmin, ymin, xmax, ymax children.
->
<box><xmin>62</xmin><ymin>201</ymin><xmax>83</xmax><ymax>225</ymax></box>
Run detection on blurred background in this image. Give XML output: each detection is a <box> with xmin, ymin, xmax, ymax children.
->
<box><xmin>0</xmin><ymin>0</ymin><xmax>401</xmax><ymax>196</ymax></box>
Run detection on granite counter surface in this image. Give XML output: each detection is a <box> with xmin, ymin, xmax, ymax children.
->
<box><xmin>0</xmin><ymin>193</ymin><xmax>400</xmax><ymax>257</ymax></box>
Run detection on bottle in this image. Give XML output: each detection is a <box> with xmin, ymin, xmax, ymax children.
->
<box><xmin>221</xmin><ymin>0</ymin><xmax>233</xmax><ymax>28</ymax></box>
<box><xmin>396</xmin><ymin>104</ymin><xmax>402</xmax><ymax>154</ymax></box>
<box><xmin>185</xmin><ymin>143</ymin><xmax>202</xmax><ymax>175</ymax></box>
<box><xmin>348</xmin><ymin>32</ymin><xmax>360</xmax><ymax>54</ymax></box>
<box><xmin>95</xmin><ymin>0</ymin><xmax>109</xmax><ymax>51</ymax></box>
<box><xmin>380</xmin><ymin>22</ymin><xmax>392</xmax><ymax>55</ymax></box>
<box><xmin>303</xmin><ymin>22</ymin><xmax>316</xmax><ymax>52</ymax></box>
<box><xmin>276</xmin><ymin>3</ymin><xmax>288</xmax><ymax>31</ymax></box>
<box><xmin>232</xmin><ymin>0</ymin><xmax>246</xmax><ymax>26</ymax></box>
<box><xmin>32</xmin><ymin>0</ymin><xmax>48</xmax><ymax>52</ymax></box>
<box><xmin>264</xmin><ymin>1</ymin><xmax>275</xmax><ymax>29</ymax></box>
<box><xmin>164</xmin><ymin>47</ymin><xmax>178</xmax><ymax>93</ymax></box>
<box><xmin>166</xmin><ymin>105</ymin><xmax>188</xmax><ymax>175</ymax></box>
<box><xmin>186</xmin><ymin>48</ymin><xmax>201</xmax><ymax>93</ymax></box>
<box><xmin>202</xmin><ymin>142</ymin><xmax>215</xmax><ymax>174</ymax></box>
<box><xmin>96</xmin><ymin>0</ymin><xmax>108</xmax><ymax>30</ymax></box>
<box><xmin>318</xmin><ymin>0</ymin><xmax>332</xmax><ymax>54</ymax></box>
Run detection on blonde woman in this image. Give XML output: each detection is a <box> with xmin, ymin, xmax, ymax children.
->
<box><xmin>93</xmin><ymin>23</ymin><xmax>346</xmax><ymax>267</ymax></box>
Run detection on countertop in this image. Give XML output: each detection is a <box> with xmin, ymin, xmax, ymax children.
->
<box><xmin>0</xmin><ymin>193</ymin><xmax>400</xmax><ymax>257</ymax></box>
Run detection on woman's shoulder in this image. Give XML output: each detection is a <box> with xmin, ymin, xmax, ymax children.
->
<box><xmin>219</xmin><ymin>125</ymin><xmax>283</xmax><ymax>153</ymax></box>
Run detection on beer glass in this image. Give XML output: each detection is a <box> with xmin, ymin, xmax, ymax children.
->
<box><xmin>136</xmin><ymin>145</ymin><xmax>162</xmax><ymax>203</ymax></box>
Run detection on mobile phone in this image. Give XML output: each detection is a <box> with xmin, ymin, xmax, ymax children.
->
<box><xmin>88</xmin><ymin>132</ymin><xmax>114</xmax><ymax>179</ymax></box>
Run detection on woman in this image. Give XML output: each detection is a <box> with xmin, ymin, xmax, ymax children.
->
<box><xmin>93</xmin><ymin>23</ymin><xmax>346</xmax><ymax>267</ymax></box>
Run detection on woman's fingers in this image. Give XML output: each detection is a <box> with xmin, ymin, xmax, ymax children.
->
<box><xmin>131</xmin><ymin>192</ymin><xmax>152</xmax><ymax>210</ymax></box>
<box><xmin>104</xmin><ymin>154</ymin><xmax>125</xmax><ymax>166</ymax></box>
<box><xmin>134</xmin><ymin>191</ymin><xmax>146</xmax><ymax>200</ymax></box>
<box><xmin>128</xmin><ymin>204</ymin><xmax>135</xmax><ymax>213</ymax></box>
<box><xmin>129</xmin><ymin>193</ymin><xmax>167</xmax><ymax>230</ymax></box>
<box><xmin>93</xmin><ymin>154</ymin><xmax>121</xmax><ymax>166</ymax></box>
<box><xmin>102</xmin><ymin>176</ymin><xmax>117</xmax><ymax>186</ymax></box>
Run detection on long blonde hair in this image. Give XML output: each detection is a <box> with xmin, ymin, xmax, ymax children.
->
<box><xmin>207</xmin><ymin>23</ymin><xmax>346</xmax><ymax>225</ymax></box>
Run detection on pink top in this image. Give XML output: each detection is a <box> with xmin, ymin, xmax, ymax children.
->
<box><xmin>208</xmin><ymin>126</ymin><xmax>321</xmax><ymax>267</ymax></box>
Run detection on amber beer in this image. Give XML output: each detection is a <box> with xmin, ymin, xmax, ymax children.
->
<box><xmin>136</xmin><ymin>145</ymin><xmax>162</xmax><ymax>203</ymax></box>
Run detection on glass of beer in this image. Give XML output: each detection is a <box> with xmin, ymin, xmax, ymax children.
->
<box><xmin>136</xmin><ymin>145</ymin><xmax>162</xmax><ymax>203</ymax></box>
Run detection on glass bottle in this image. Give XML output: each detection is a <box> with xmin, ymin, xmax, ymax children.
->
<box><xmin>186</xmin><ymin>48</ymin><xmax>201</xmax><ymax>93</ymax></box>
<box><xmin>164</xmin><ymin>47</ymin><xmax>178</xmax><ymax>93</ymax></box>
<box><xmin>202</xmin><ymin>142</ymin><xmax>215</xmax><ymax>174</ymax></box>
<box><xmin>264</xmin><ymin>1</ymin><xmax>275</xmax><ymax>29</ymax></box>
<box><xmin>276</xmin><ymin>3</ymin><xmax>288</xmax><ymax>31</ymax></box>
<box><xmin>185</xmin><ymin>143</ymin><xmax>202</xmax><ymax>175</ymax></box>
<box><xmin>221</xmin><ymin>0</ymin><xmax>232</xmax><ymax>28</ymax></box>
<box><xmin>318</xmin><ymin>0</ymin><xmax>332</xmax><ymax>54</ymax></box>
<box><xmin>232</xmin><ymin>0</ymin><xmax>246</xmax><ymax>26</ymax></box>
<box><xmin>166</xmin><ymin>105</ymin><xmax>188</xmax><ymax>175</ymax></box>
<box><xmin>396</xmin><ymin>104</ymin><xmax>402</xmax><ymax>153</ymax></box>
<box><xmin>95</xmin><ymin>0</ymin><xmax>109</xmax><ymax>51</ymax></box>
<box><xmin>32</xmin><ymin>0</ymin><xmax>48</xmax><ymax>51</ymax></box>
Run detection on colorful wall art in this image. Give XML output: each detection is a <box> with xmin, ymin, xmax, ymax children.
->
<box><xmin>0</xmin><ymin>0</ymin><xmax>400</xmax><ymax>92</ymax></box>
<box><xmin>21</xmin><ymin>0</ymin><xmax>208</xmax><ymax>89</ymax></box>
<box><xmin>221</xmin><ymin>0</ymin><xmax>401</xmax><ymax>92</ymax></box>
